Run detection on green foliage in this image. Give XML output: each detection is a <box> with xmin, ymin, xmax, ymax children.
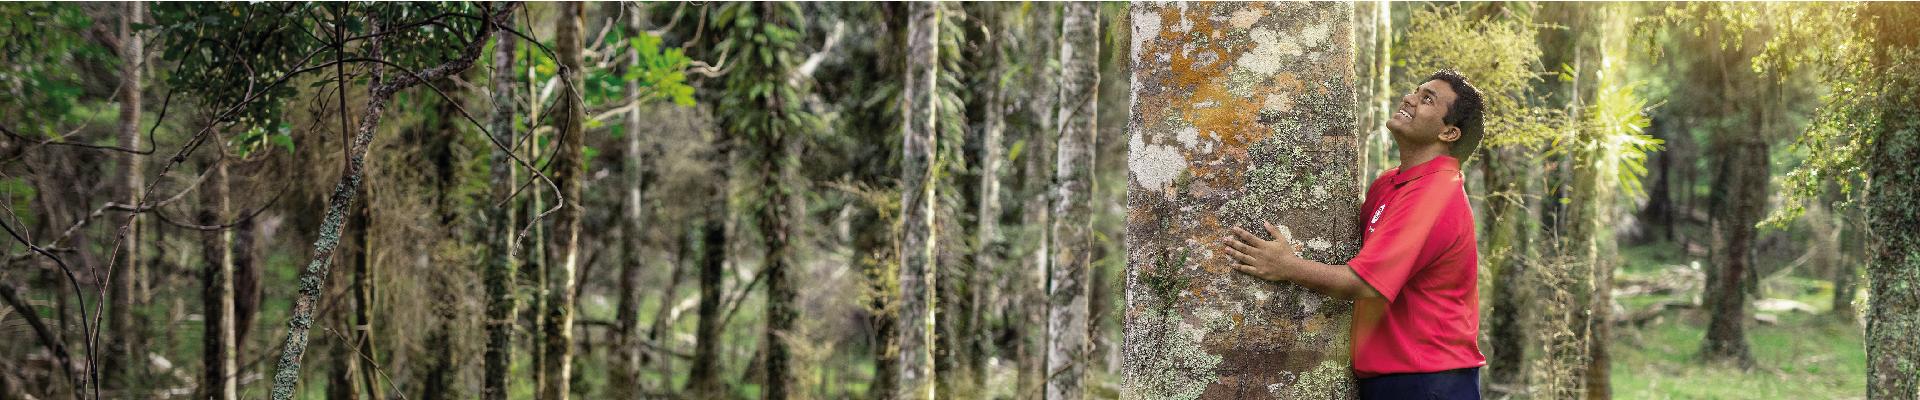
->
<box><xmin>1757</xmin><ymin>3</ymin><xmax>1902</xmax><ymax>229</ymax></box>
<box><xmin>229</xmin><ymin>123</ymin><xmax>296</xmax><ymax>157</ymax></box>
<box><xmin>1395</xmin><ymin>5</ymin><xmax>1561</xmax><ymax>151</ymax></box>
<box><xmin>1559</xmin><ymin>81</ymin><xmax>1662</xmax><ymax>198</ymax></box>
<box><xmin>152</xmin><ymin>2</ymin><xmax>490</xmax><ymax>129</ymax></box>
<box><xmin>0</xmin><ymin>3</ymin><xmax>111</xmax><ymax>134</ymax></box>
<box><xmin>626</xmin><ymin>32</ymin><xmax>696</xmax><ymax>108</ymax></box>
<box><xmin>710</xmin><ymin>2</ymin><xmax>819</xmax><ymax>144</ymax></box>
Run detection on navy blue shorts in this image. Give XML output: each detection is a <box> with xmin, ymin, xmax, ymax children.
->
<box><xmin>1356</xmin><ymin>367</ymin><xmax>1481</xmax><ymax>400</ymax></box>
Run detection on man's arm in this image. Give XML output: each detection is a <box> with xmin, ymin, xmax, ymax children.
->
<box><xmin>1223</xmin><ymin>222</ymin><xmax>1384</xmax><ymax>301</ymax></box>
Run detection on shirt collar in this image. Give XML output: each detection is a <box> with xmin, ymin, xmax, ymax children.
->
<box><xmin>1391</xmin><ymin>155</ymin><xmax>1462</xmax><ymax>187</ymax></box>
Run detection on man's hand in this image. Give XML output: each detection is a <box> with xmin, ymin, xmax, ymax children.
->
<box><xmin>1223</xmin><ymin>221</ymin><xmax>1303</xmax><ymax>283</ymax></box>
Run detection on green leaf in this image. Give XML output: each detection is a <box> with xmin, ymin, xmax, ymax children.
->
<box><xmin>270</xmin><ymin>133</ymin><xmax>295</xmax><ymax>153</ymax></box>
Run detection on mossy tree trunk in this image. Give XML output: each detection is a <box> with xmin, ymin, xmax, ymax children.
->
<box><xmin>1862</xmin><ymin>6</ymin><xmax>1920</xmax><ymax>396</ymax></box>
<box><xmin>1015</xmin><ymin>6</ymin><xmax>1060</xmax><ymax>398</ymax></box>
<box><xmin>1481</xmin><ymin>146</ymin><xmax>1533</xmax><ymax>395</ymax></box>
<box><xmin>540</xmin><ymin>3</ymin><xmax>585</xmax><ymax>399</ymax></box>
<box><xmin>1046</xmin><ymin>3</ymin><xmax>1099</xmax><ymax>399</ymax></box>
<box><xmin>266</xmin><ymin>5</ymin><xmax>517</xmax><ymax>399</ymax></box>
<box><xmin>1121</xmin><ymin>3</ymin><xmax>1359</xmax><ymax>399</ymax></box>
<box><xmin>895</xmin><ymin>2</ymin><xmax>941</xmax><ymax>398</ymax></box>
<box><xmin>481</xmin><ymin>13</ymin><xmax>518</xmax><ymax>400</ymax></box>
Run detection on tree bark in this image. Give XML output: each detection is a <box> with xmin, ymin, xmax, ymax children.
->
<box><xmin>1862</xmin><ymin>7</ymin><xmax>1920</xmax><ymax>394</ymax></box>
<box><xmin>541</xmin><ymin>3</ymin><xmax>586</xmax><ymax>400</ymax></box>
<box><xmin>612</xmin><ymin>5</ymin><xmax>653</xmax><ymax>398</ymax></box>
<box><xmin>687</xmin><ymin>62</ymin><xmax>733</xmax><ymax>400</ymax></box>
<box><xmin>1046</xmin><ymin>4</ymin><xmax>1098</xmax><ymax>399</ymax></box>
<box><xmin>348</xmin><ymin>186</ymin><xmax>383</xmax><ymax>400</ymax></box>
<box><xmin>1482</xmin><ymin>146</ymin><xmax>1532</xmax><ymax>395</ymax></box>
<box><xmin>108</xmin><ymin>0</ymin><xmax>146</xmax><ymax>389</ymax></box>
<box><xmin>268</xmin><ymin>5</ymin><xmax>517</xmax><ymax>399</ymax></box>
<box><xmin>1700</xmin><ymin>142</ymin><xmax>1763</xmax><ymax>367</ymax></box>
<box><xmin>896</xmin><ymin>2</ymin><xmax>941</xmax><ymax>398</ymax></box>
<box><xmin>481</xmin><ymin>12</ymin><xmax>518</xmax><ymax>400</ymax></box>
<box><xmin>970</xmin><ymin>9</ymin><xmax>1007</xmax><ymax>390</ymax></box>
<box><xmin>201</xmin><ymin>157</ymin><xmax>237</xmax><ymax>400</ymax></box>
<box><xmin>1121</xmin><ymin>3</ymin><xmax>1360</xmax><ymax>398</ymax></box>
<box><xmin>1015</xmin><ymin>8</ymin><xmax>1060</xmax><ymax>397</ymax></box>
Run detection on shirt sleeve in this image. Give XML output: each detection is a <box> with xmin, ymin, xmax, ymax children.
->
<box><xmin>1347</xmin><ymin>185</ymin><xmax>1445</xmax><ymax>303</ymax></box>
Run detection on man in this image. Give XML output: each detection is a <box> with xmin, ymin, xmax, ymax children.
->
<box><xmin>1224</xmin><ymin>70</ymin><xmax>1487</xmax><ymax>399</ymax></box>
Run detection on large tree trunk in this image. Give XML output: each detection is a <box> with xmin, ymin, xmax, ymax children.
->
<box><xmin>1046</xmin><ymin>3</ymin><xmax>1098</xmax><ymax>399</ymax></box>
<box><xmin>1700</xmin><ymin>142</ymin><xmax>1763</xmax><ymax>367</ymax></box>
<box><xmin>1862</xmin><ymin>6</ymin><xmax>1920</xmax><ymax>395</ymax></box>
<box><xmin>481</xmin><ymin>13</ymin><xmax>518</xmax><ymax>400</ymax></box>
<box><xmin>108</xmin><ymin>0</ymin><xmax>146</xmax><ymax>389</ymax></box>
<box><xmin>541</xmin><ymin>3</ymin><xmax>586</xmax><ymax>399</ymax></box>
<box><xmin>201</xmin><ymin>158</ymin><xmax>237</xmax><ymax>400</ymax></box>
<box><xmin>895</xmin><ymin>2</ymin><xmax>941</xmax><ymax>398</ymax></box>
<box><xmin>1121</xmin><ymin>3</ymin><xmax>1360</xmax><ymax>399</ymax></box>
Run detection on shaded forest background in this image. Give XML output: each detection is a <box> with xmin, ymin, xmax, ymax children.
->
<box><xmin>0</xmin><ymin>2</ymin><xmax>1916</xmax><ymax>400</ymax></box>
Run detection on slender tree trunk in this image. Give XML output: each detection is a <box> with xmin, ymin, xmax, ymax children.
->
<box><xmin>1700</xmin><ymin>142</ymin><xmax>1762</xmax><ymax>367</ymax></box>
<box><xmin>851</xmin><ymin>203</ymin><xmax>897</xmax><ymax>399</ymax></box>
<box><xmin>1015</xmin><ymin>7</ymin><xmax>1060</xmax><ymax>396</ymax></box>
<box><xmin>611</xmin><ymin>21</ymin><xmax>653</xmax><ymax>400</ymax></box>
<box><xmin>687</xmin><ymin>71</ymin><xmax>734</xmax><ymax>400</ymax></box>
<box><xmin>348</xmin><ymin>186</ymin><xmax>384</xmax><ymax>400</ymax></box>
<box><xmin>1570</xmin><ymin>125</ymin><xmax>1614</xmax><ymax>399</ymax></box>
<box><xmin>644</xmin><ymin>228</ymin><xmax>692</xmax><ymax>389</ymax></box>
<box><xmin>201</xmin><ymin>158</ymin><xmax>237</xmax><ymax>400</ymax></box>
<box><xmin>108</xmin><ymin>0</ymin><xmax>146</xmax><ymax>389</ymax></box>
<box><xmin>895</xmin><ymin>3</ymin><xmax>941</xmax><ymax>399</ymax></box>
<box><xmin>763</xmin><ymin>129</ymin><xmax>802</xmax><ymax>399</ymax></box>
<box><xmin>970</xmin><ymin>29</ymin><xmax>1007</xmax><ymax>393</ymax></box>
<box><xmin>688</xmin><ymin>215</ymin><xmax>727</xmax><ymax>397</ymax></box>
<box><xmin>1482</xmin><ymin>146</ymin><xmax>1532</xmax><ymax>395</ymax></box>
<box><xmin>481</xmin><ymin>13</ymin><xmax>518</xmax><ymax>400</ymax></box>
<box><xmin>235</xmin><ymin>201</ymin><xmax>261</xmax><ymax>352</ymax></box>
<box><xmin>267</xmin><ymin>5</ymin><xmax>515</xmax><ymax>399</ymax></box>
<box><xmin>541</xmin><ymin>3</ymin><xmax>586</xmax><ymax>400</ymax></box>
<box><xmin>329</xmin><ymin>326</ymin><xmax>359</xmax><ymax>400</ymax></box>
<box><xmin>1121</xmin><ymin>3</ymin><xmax>1360</xmax><ymax>398</ymax></box>
<box><xmin>1045</xmin><ymin>4</ymin><xmax>1098</xmax><ymax>399</ymax></box>
<box><xmin>1830</xmin><ymin>196</ymin><xmax>1860</xmax><ymax>323</ymax></box>
<box><xmin>0</xmin><ymin>282</ymin><xmax>75</xmax><ymax>396</ymax></box>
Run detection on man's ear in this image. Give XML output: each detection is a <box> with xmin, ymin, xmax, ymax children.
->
<box><xmin>1438</xmin><ymin>126</ymin><xmax>1461</xmax><ymax>143</ymax></box>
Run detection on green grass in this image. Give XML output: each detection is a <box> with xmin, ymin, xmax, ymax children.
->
<box><xmin>1612</xmin><ymin>311</ymin><xmax>1865</xmax><ymax>399</ymax></box>
<box><xmin>1610</xmin><ymin>240</ymin><xmax>1866</xmax><ymax>400</ymax></box>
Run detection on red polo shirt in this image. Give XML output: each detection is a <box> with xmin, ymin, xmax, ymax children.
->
<box><xmin>1347</xmin><ymin>155</ymin><xmax>1484</xmax><ymax>377</ymax></box>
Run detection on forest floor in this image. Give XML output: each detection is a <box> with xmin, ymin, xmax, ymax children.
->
<box><xmin>1610</xmin><ymin>240</ymin><xmax>1867</xmax><ymax>399</ymax></box>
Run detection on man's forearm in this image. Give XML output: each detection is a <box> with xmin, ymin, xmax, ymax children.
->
<box><xmin>1279</xmin><ymin>257</ymin><xmax>1381</xmax><ymax>301</ymax></box>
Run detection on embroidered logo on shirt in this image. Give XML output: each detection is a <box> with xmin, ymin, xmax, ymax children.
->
<box><xmin>1369</xmin><ymin>203</ymin><xmax>1386</xmax><ymax>233</ymax></box>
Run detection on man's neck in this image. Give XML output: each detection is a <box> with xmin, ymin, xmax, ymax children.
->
<box><xmin>1394</xmin><ymin>143</ymin><xmax>1450</xmax><ymax>170</ymax></box>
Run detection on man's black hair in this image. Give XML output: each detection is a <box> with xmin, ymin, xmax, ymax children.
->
<box><xmin>1427</xmin><ymin>70</ymin><xmax>1484</xmax><ymax>162</ymax></box>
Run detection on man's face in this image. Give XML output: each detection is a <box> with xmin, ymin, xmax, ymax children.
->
<box><xmin>1385</xmin><ymin>79</ymin><xmax>1462</xmax><ymax>147</ymax></box>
